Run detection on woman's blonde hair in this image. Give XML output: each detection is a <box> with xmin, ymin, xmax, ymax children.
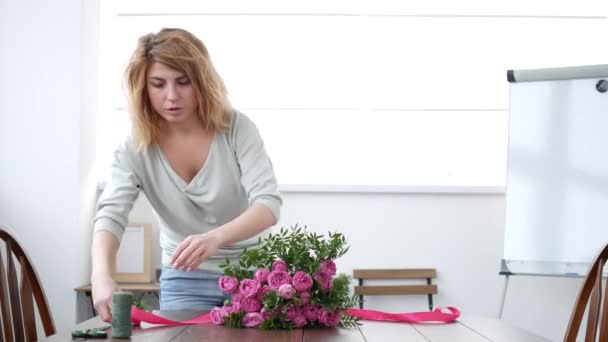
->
<box><xmin>124</xmin><ymin>28</ymin><xmax>231</xmax><ymax>149</ymax></box>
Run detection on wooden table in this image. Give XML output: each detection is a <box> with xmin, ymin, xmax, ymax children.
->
<box><xmin>47</xmin><ymin>310</ymin><xmax>551</xmax><ymax>341</ymax></box>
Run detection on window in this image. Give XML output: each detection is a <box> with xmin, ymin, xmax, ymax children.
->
<box><xmin>96</xmin><ymin>0</ymin><xmax>608</xmax><ymax>190</ymax></box>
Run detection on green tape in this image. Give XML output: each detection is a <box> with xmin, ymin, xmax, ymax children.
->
<box><xmin>112</xmin><ymin>291</ymin><xmax>133</xmax><ymax>339</ymax></box>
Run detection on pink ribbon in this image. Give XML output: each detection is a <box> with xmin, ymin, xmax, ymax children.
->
<box><xmin>131</xmin><ymin>307</ymin><xmax>211</xmax><ymax>325</ymax></box>
<box><xmin>131</xmin><ymin>306</ymin><xmax>459</xmax><ymax>326</ymax></box>
<box><xmin>346</xmin><ymin>306</ymin><xmax>460</xmax><ymax>323</ymax></box>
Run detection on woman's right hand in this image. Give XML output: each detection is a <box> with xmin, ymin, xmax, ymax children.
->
<box><xmin>91</xmin><ymin>274</ymin><xmax>120</xmax><ymax>322</ymax></box>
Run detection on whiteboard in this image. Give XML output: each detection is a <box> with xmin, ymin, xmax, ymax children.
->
<box><xmin>504</xmin><ymin>65</ymin><xmax>608</xmax><ymax>264</ymax></box>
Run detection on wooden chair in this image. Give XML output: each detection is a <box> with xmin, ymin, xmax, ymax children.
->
<box><xmin>353</xmin><ymin>268</ymin><xmax>438</xmax><ymax>310</ymax></box>
<box><xmin>564</xmin><ymin>242</ymin><xmax>608</xmax><ymax>342</ymax></box>
<box><xmin>0</xmin><ymin>224</ymin><xmax>55</xmax><ymax>341</ymax></box>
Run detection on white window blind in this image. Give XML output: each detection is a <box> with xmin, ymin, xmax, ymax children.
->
<box><xmin>95</xmin><ymin>1</ymin><xmax>608</xmax><ymax>190</ymax></box>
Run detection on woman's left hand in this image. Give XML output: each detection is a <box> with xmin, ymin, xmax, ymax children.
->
<box><xmin>171</xmin><ymin>232</ymin><xmax>222</xmax><ymax>271</ymax></box>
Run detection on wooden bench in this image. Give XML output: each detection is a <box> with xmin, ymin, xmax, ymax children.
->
<box><xmin>353</xmin><ymin>268</ymin><xmax>438</xmax><ymax>310</ymax></box>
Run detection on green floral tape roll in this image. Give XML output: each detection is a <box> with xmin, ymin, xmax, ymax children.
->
<box><xmin>112</xmin><ymin>291</ymin><xmax>133</xmax><ymax>339</ymax></box>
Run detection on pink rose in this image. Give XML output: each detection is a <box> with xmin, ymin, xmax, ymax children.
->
<box><xmin>267</xmin><ymin>271</ymin><xmax>292</xmax><ymax>289</ymax></box>
<box><xmin>257</xmin><ymin>286</ymin><xmax>274</xmax><ymax>302</ymax></box>
<box><xmin>226</xmin><ymin>301</ymin><xmax>242</xmax><ymax>314</ymax></box>
<box><xmin>298</xmin><ymin>291</ymin><xmax>311</xmax><ymax>305</ymax></box>
<box><xmin>210</xmin><ymin>307</ymin><xmax>224</xmax><ymax>325</ymax></box>
<box><xmin>292</xmin><ymin>314</ymin><xmax>308</xmax><ymax>327</ymax></box>
<box><xmin>272</xmin><ymin>259</ymin><xmax>288</xmax><ymax>272</ymax></box>
<box><xmin>218</xmin><ymin>276</ymin><xmax>239</xmax><ymax>293</ymax></box>
<box><xmin>239</xmin><ymin>279</ymin><xmax>261</xmax><ymax>298</ymax></box>
<box><xmin>254</xmin><ymin>268</ymin><xmax>271</xmax><ymax>283</ymax></box>
<box><xmin>231</xmin><ymin>290</ymin><xmax>243</xmax><ymax>303</ymax></box>
<box><xmin>242</xmin><ymin>312</ymin><xmax>265</xmax><ymax>328</ymax></box>
<box><xmin>242</xmin><ymin>297</ymin><xmax>262</xmax><ymax>313</ymax></box>
<box><xmin>292</xmin><ymin>271</ymin><xmax>313</xmax><ymax>292</ymax></box>
<box><xmin>320</xmin><ymin>259</ymin><xmax>337</xmax><ymax>276</ymax></box>
<box><xmin>283</xmin><ymin>306</ymin><xmax>302</xmax><ymax>321</ymax></box>
<box><xmin>319</xmin><ymin>310</ymin><xmax>341</xmax><ymax>326</ymax></box>
<box><xmin>260</xmin><ymin>307</ymin><xmax>273</xmax><ymax>320</ymax></box>
<box><xmin>314</xmin><ymin>271</ymin><xmax>333</xmax><ymax>292</ymax></box>
<box><xmin>220</xmin><ymin>306</ymin><xmax>231</xmax><ymax>317</ymax></box>
<box><xmin>278</xmin><ymin>284</ymin><xmax>296</xmax><ymax>299</ymax></box>
<box><xmin>303</xmin><ymin>304</ymin><xmax>321</xmax><ymax>322</ymax></box>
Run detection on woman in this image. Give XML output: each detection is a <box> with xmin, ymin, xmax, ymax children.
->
<box><xmin>91</xmin><ymin>28</ymin><xmax>282</xmax><ymax>322</ymax></box>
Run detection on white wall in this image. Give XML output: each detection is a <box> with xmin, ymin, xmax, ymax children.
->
<box><xmin>129</xmin><ymin>192</ymin><xmax>581</xmax><ymax>341</ymax></box>
<box><xmin>0</xmin><ymin>0</ymin><xmax>95</xmax><ymax>335</ymax></box>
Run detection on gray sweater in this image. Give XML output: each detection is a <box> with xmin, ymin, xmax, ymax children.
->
<box><xmin>94</xmin><ymin>110</ymin><xmax>282</xmax><ymax>272</ymax></box>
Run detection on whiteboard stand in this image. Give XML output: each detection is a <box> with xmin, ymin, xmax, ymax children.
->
<box><xmin>497</xmin><ymin>259</ymin><xmax>594</xmax><ymax>319</ymax></box>
<box><xmin>498</xmin><ymin>259</ymin><xmax>511</xmax><ymax>319</ymax></box>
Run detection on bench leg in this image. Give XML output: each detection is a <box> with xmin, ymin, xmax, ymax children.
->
<box><xmin>426</xmin><ymin>278</ymin><xmax>434</xmax><ymax>311</ymax></box>
<box><xmin>359</xmin><ymin>279</ymin><xmax>364</xmax><ymax>309</ymax></box>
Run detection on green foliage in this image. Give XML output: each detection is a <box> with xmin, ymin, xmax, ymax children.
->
<box><xmin>219</xmin><ymin>257</ymin><xmax>254</xmax><ymax>280</ymax></box>
<box><xmin>312</xmin><ymin>274</ymin><xmax>360</xmax><ymax>311</ymax></box>
<box><xmin>259</xmin><ymin>314</ymin><xmax>295</xmax><ymax>330</ymax></box>
<box><xmin>132</xmin><ymin>299</ymin><xmax>146</xmax><ymax>310</ymax></box>
<box><xmin>263</xmin><ymin>289</ymin><xmax>281</xmax><ymax>311</ymax></box>
<box><xmin>223</xmin><ymin>311</ymin><xmax>245</xmax><ymax>328</ymax></box>
<box><xmin>339</xmin><ymin>314</ymin><xmax>362</xmax><ymax>328</ymax></box>
<box><xmin>220</xmin><ymin>224</ymin><xmax>350</xmax><ymax>278</ymax></box>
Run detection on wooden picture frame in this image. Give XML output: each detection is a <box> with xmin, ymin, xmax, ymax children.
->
<box><xmin>111</xmin><ymin>223</ymin><xmax>153</xmax><ymax>283</ymax></box>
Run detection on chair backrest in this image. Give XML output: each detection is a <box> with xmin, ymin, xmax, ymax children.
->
<box><xmin>0</xmin><ymin>225</ymin><xmax>55</xmax><ymax>341</ymax></box>
<box><xmin>353</xmin><ymin>268</ymin><xmax>438</xmax><ymax>310</ymax></box>
<box><xmin>564</xmin><ymin>242</ymin><xmax>608</xmax><ymax>342</ymax></box>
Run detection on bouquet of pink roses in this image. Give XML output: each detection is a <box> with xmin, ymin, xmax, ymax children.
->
<box><xmin>211</xmin><ymin>225</ymin><xmax>360</xmax><ymax>329</ymax></box>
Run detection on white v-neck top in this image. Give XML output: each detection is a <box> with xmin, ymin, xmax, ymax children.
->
<box><xmin>94</xmin><ymin>110</ymin><xmax>282</xmax><ymax>272</ymax></box>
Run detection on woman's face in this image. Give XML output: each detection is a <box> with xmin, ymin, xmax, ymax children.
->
<box><xmin>146</xmin><ymin>62</ymin><xmax>198</xmax><ymax>126</ymax></box>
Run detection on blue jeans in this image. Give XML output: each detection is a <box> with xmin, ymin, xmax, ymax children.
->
<box><xmin>159</xmin><ymin>267</ymin><xmax>229</xmax><ymax>311</ymax></box>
